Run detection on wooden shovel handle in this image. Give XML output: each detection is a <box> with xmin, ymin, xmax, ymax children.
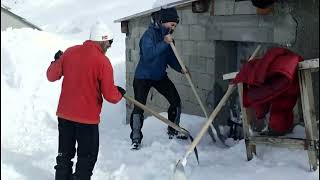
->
<box><xmin>183</xmin><ymin>84</ymin><xmax>236</xmax><ymax>159</ymax></box>
<box><xmin>170</xmin><ymin>42</ymin><xmax>209</xmax><ymax>118</ymax></box>
<box><xmin>181</xmin><ymin>44</ymin><xmax>261</xmax><ymax>161</ymax></box>
<box><xmin>123</xmin><ymin>94</ymin><xmax>189</xmax><ymax>136</ymax></box>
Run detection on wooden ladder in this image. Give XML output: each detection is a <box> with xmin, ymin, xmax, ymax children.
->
<box><xmin>223</xmin><ymin>58</ymin><xmax>319</xmax><ymax>171</ymax></box>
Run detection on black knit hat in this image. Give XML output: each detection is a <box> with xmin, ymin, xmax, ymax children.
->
<box><xmin>160</xmin><ymin>7</ymin><xmax>179</xmax><ymax>23</ymax></box>
<box><xmin>251</xmin><ymin>0</ymin><xmax>275</xmax><ymax>9</ymax></box>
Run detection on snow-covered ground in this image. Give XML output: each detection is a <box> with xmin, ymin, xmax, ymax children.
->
<box><xmin>1</xmin><ymin>0</ymin><xmax>319</xmax><ymax>180</ymax></box>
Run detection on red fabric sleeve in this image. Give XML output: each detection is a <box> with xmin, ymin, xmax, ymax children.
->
<box><xmin>46</xmin><ymin>56</ymin><xmax>64</xmax><ymax>82</ymax></box>
<box><xmin>99</xmin><ymin>57</ymin><xmax>122</xmax><ymax>104</ymax></box>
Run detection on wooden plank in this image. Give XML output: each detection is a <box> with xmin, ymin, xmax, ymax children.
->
<box><xmin>223</xmin><ymin>72</ymin><xmax>238</xmax><ymax>80</ymax></box>
<box><xmin>238</xmin><ymin>83</ymin><xmax>256</xmax><ymax>161</ymax></box>
<box><xmin>223</xmin><ymin>58</ymin><xmax>319</xmax><ymax>81</ymax></box>
<box><xmin>249</xmin><ymin>136</ymin><xmax>307</xmax><ymax>149</ymax></box>
<box><xmin>236</xmin><ymin>45</ymin><xmax>261</xmax><ymax>161</ymax></box>
<box><xmin>298</xmin><ymin>69</ymin><xmax>319</xmax><ymax>171</ymax></box>
<box><xmin>298</xmin><ymin>58</ymin><xmax>319</xmax><ymax>70</ymax></box>
<box><xmin>121</xmin><ymin>21</ymin><xmax>129</xmax><ymax>34</ymax></box>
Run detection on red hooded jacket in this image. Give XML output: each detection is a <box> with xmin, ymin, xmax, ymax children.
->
<box><xmin>47</xmin><ymin>40</ymin><xmax>122</xmax><ymax>124</ymax></box>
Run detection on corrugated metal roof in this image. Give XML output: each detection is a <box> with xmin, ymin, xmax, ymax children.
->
<box><xmin>1</xmin><ymin>4</ymin><xmax>42</xmax><ymax>30</ymax></box>
<box><xmin>114</xmin><ymin>0</ymin><xmax>199</xmax><ymax>23</ymax></box>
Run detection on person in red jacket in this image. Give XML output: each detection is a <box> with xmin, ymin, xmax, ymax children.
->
<box><xmin>47</xmin><ymin>21</ymin><xmax>126</xmax><ymax>180</ymax></box>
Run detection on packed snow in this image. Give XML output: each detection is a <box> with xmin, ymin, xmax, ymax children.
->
<box><xmin>1</xmin><ymin>0</ymin><xmax>319</xmax><ymax>180</ymax></box>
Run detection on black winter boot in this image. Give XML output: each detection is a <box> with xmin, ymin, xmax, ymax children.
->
<box><xmin>73</xmin><ymin>155</ymin><xmax>97</xmax><ymax>180</ymax></box>
<box><xmin>130</xmin><ymin>114</ymin><xmax>144</xmax><ymax>144</ymax></box>
<box><xmin>167</xmin><ymin>106</ymin><xmax>187</xmax><ymax>140</ymax></box>
<box><xmin>55</xmin><ymin>167</ymin><xmax>73</xmax><ymax>180</ymax></box>
<box><xmin>54</xmin><ymin>154</ymin><xmax>74</xmax><ymax>180</ymax></box>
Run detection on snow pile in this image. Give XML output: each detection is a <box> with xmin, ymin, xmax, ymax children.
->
<box><xmin>1</xmin><ymin>0</ymin><xmax>319</xmax><ymax>180</ymax></box>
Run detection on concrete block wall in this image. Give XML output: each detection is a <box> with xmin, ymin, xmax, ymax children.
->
<box><xmin>124</xmin><ymin>0</ymin><xmax>308</xmax><ymax>122</ymax></box>
<box><xmin>286</xmin><ymin>0</ymin><xmax>319</xmax><ymax>121</ymax></box>
<box><xmin>125</xmin><ymin>6</ymin><xmax>218</xmax><ymax>121</ymax></box>
<box><xmin>213</xmin><ymin>0</ymin><xmax>256</xmax><ymax>15</ymax></box>
<box><xmin>125</xmin><ymin>17</ymin><xmax>149</xmax><ymax>120</ymax></box>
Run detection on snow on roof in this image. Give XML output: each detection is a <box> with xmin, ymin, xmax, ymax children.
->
<box><xmin>1</xmin><ymin>4</ymin><xmax>42</xmax><ymax>30</ymax></box>
<box><xmin>114</xmin><ymin>0</ymin><xmax>199</xmax><ymax>23</ymax></box>
<box><xmin>1</xmin><ymin>3</ymin><xmax>11</xmax><ymax>10</ymax></box>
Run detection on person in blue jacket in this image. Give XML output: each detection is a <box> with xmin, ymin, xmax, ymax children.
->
<box><xmin>130</xmin><ymin>7</ymin><xmax>188</xmax><ymax>150</ymax></box>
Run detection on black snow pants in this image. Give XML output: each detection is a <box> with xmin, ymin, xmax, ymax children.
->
<box><xmin>130</xmin><ymin>75</ymin><xmax>181</xmax><ymax>143</ymax></box>
<box><xmin>55</xmin><ymin>117</ymin><xmax>99</xmax><ymax>180</ymax></box>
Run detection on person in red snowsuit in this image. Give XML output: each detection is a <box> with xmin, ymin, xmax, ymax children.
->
<box><xmin>47</xmin><ymin>21</ymin><xmax>126</xmax><ymax>180</ymax></box>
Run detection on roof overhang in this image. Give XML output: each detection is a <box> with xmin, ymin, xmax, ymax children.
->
<box><xmin>1</xmin><ymin>4</ymin><xmax>11</xmax><ymax>10</ymax></box>
<box><xmin>1</xmin><ymin>4</ymin><xmax>42</xmax><ymax>30</ymax></box>
<box><xmin>114</xmin><ymin>0</ymin><xmax>199</xmax><ymax>23</ymax></box>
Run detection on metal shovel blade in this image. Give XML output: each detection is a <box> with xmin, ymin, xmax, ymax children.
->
<box><xmin>182</xmin><ymin>128</ymin><xmax>199</xmax><ymax>165</ymax></box>
<box><xmin>172</xmin><ymin>160</ymin><xmax>187</xmax><ymax>180</ymax></box>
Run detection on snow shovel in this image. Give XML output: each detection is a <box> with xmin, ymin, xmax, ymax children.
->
<box><xmin>172</xmin><ymin>45</ymin><xmax>261</xmax><ymax>180</ymax></box>
<box><xmin>172</xmin><ymin>84</ymin><xmax>236</xmax><ymax>180</ymax></box>
<box><xmin>170</xmin><ymin>42</ymin><xmax>225</xmax><ymax>146</ymax></box>
<box><xmin>123</xmin><ymin>94</ymin><xmax>199</xmax><ymax>164</ymax></box>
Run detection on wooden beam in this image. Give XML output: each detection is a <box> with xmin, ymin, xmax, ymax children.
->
<box><xmin>192</xmin><ymin>0</ymin><xmax>209</xmax><ymax>13</ymax></box>
<box><xmin>210</xmin><ymin>0</ymin><xmax>214</xmax><ymax>16</ymax></box>
<box><xmin>223</xmin><ymin>72</ymin><xmax>238</xmax><ymax>81</ymax></box>
<box><xmin>121</xmin><ymin>21</ymin><xmax>129</xmax><ymax>34</ymax></box>
<box><xmin>238</xmin><ymin>84</ymin><xmax>256</xmax><ymax>161</ymax></box>
<box><xmin>249</xmin><ymin>136</ymin><xmax>308</xmax><ymax>149</ymax></box>
<box><xmin>298</xmin><ymin>69</ymin><xmax>319</xmax><ymax>171</ymax></box>
<box><xmin>223</xmin><ymin>58</ymin><xmax>319</xmax><ymax>81</ymax></box>
<box><xmin>298</xmin><ymin>58</ymin><xmax>319</xmax><ymax>70</ymax></box>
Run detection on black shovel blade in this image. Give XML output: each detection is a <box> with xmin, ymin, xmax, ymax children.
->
<box><xmin>181</xmin><ymin>128</ymin><xmax>199</xmax><ymax>164</ymax></box>
<box><xmin>209</xmin><ymin>123</ymin><xmax>230</xmax><ymax>148</ymax></box>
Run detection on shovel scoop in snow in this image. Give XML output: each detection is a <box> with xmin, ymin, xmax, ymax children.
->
<box><xmin>172</xmin><ymin>45</ymin><xmax>261</xmax><ymax>180</ymax></box>
<box><xmin>172</xmin><ymin>160</ymin><xmax>187</xmax><ymax>180</ymax></box>
<box><xmin>172</xmin><ymin>84</ymin><xmax>236</xmax><ymax>180</ymax></box>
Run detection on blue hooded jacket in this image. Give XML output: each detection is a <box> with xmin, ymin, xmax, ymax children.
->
<box><xmin>134</xmin><ymin>23</ymin><xmax>182</xmax><ymax>80</ymax></box>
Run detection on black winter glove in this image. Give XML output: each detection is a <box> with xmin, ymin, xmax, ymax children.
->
<box><xmin>54</xmin><ymin>50</ymin><xmax>63</xmax><ymax>60</ymax></box>
<box><xmin>117</xmin><ymin>86</ymin><xmax>126</xmax><ymax>96</ymax></box>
